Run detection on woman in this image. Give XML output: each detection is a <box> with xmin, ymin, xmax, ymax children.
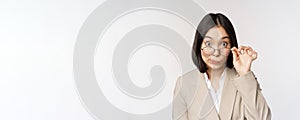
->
<box><xmin>172</xmin><ymin>13</ymin><xmax>271</xmax><ymax>120</ymax></box>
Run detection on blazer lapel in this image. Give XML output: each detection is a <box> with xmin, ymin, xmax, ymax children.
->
<box><xmin>219</xmin><ymin>68</ymin><xmax>238</xmax><ymax>119</ymax></box>
<box><xmin>195</xmin><ymin>72</ymin><xmax>220</xmax><ymax>120</ymax></box>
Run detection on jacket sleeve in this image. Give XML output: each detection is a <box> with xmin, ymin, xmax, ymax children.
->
<box><xmin>232</xmin><ymin>71</ymin><xmax>272</xmax><ymax>120</ymax></box>
<box><xmin>172</xmin><ymin>76</ymin><xmax>189</xmax><ymax>120</ymax></box>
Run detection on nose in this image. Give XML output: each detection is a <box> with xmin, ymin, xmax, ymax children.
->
<box><xmin>213</xmin><ymin>49</ymin><xmax>221</xmax><ymax>56</ymax></box>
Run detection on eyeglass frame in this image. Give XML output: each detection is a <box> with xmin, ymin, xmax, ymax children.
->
<box><xmin>200</xmin><ymin>46</ymin><xmax>231</xmax><ymax>56</ymax></box>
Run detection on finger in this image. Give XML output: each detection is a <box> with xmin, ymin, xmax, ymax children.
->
<box><xmin>231</xmin><ymin>47</ymin><xmax>239</xmax><ymax>54</ymax></box>
<box><xmin>243</xmin><ymin>47</ymin><xmax>253</xmax><ymax>57</ymax></box>
<box><xmin>238</xmin><ymin>45</ymin><xmax>247</xmax><ymax>49</ymax></box>
<box><xmin>238</xmin><ymin>46</ymin><xmax>247</xmax><ymax>55</ymax></box>
<box><xmin>231</xmin><ymin>47</ymin><xmax>238</xmax><ymax>62</ymax></box>
<box><xmin>247</xmin><ymin>49</ymin><xmax>253</xmax><ymax>56</ymax></box>
<box><xmin>231</xmin><ymin>47</ymin><xmax>238</xmax><ymax>51</ymax></box>
<box><xmin>238</xmin><ymin>46</ymin><xmax>248</xmax><ymax>51</ymax></box>
<box><xmin>239</xmin><ymin>46</ymin><xmax>255</xmax><ymax>56</ymax></box>
<box><xmin>244</xmin><ymin>47</ymin><xmax>257</xmax><ymax>60</ymax></box>
<box><xmin>246</xmin><ymin>47</ymin><xmax>254</xmax><ymax>56</ymax></box>
<box><xmin>242</xmin><ymin>47</ymin><xmax>256</xmax><ymax>61</ymax></box>
<box><xmin>246</xmin><ymin>46</ymin><xmax>253</xmax><ymax>51</ymax></box>
<box><xmin>251</xmin><ymin>51</ymin><xmax>258</xmax><ymax>60</ymax></box>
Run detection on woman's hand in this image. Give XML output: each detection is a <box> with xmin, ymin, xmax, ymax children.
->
<box><xmin>231</xmin><ymin>46</ymin><xmax>257</xmax><ymax>76</ymax></box>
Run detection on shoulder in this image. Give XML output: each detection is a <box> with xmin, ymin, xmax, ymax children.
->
<box><xmin>226</xmin><ymin>67</ymin><xmax>239</xmax><ymax>78</ymax></box>
<box><xmin>175</xmin><ymin>69</ymin><xmax>204</xmax><ymax>97</ymax></box>
<box><xmin>179</xmin><ymin>69</ymin><xmax>203</xmax><ymax>85</ymax></box>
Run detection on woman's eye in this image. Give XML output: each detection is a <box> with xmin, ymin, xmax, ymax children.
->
<box><xmin>205</xmin><ymin>41</ymin><xmax>211</xmax><ymax>46</ymax></box>
<box><xmin>221</xmin><ymin>42</ymin><xmax>228</xmax><ymax>47</ymax></box>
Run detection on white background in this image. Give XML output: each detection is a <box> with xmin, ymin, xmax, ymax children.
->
<box><xmin>1</xmin><ymin>0</ymin><xmax>299</xmax><ymax>119</ymax></box>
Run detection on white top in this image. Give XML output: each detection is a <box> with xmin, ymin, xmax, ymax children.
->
<box><xmin>204</xmin><ymin>70</ymin><xmax>226</xmax><ymax>113</ymax></box>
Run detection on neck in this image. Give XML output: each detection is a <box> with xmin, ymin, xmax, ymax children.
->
<box><xmin>206</xmin><ymin>67</ymin><xmax>226</xmax><ymax>81</ymax></box>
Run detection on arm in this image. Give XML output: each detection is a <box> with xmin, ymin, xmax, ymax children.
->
<box><xmin>172</xmin><ymin>76</ymin><xmax>189</xmax><ymax>120</ymax></box>
<box><xmin>233</xmin><ymin>71</ymin><xmax>271</xmax><ymax>120</ymax></box>
<box><xmin>231</xmin><ymin>46</ymin><xmax>271</xmax><ymax>119</ymax></box>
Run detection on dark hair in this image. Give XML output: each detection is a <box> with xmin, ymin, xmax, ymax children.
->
<box><xmin>192</xmin><ymin>13</ymin><xmax>238</xmax><ymax>73</ymax></box>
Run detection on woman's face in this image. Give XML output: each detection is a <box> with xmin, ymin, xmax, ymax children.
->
<box><xmin>201</xmin><ymin>26</ymin><xmax>231</xmax><ymax>70</ymax></box>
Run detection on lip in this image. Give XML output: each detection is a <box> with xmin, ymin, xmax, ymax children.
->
<box><xmin>209</xmin><ymin>59</ymin><xmax>220</xmax><ymax>64</ymax></box>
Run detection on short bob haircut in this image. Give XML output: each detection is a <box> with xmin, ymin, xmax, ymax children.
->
<box><xmin>192</xmin><ymin>13</ymin><xmax>238</xmax><ymax>73</ymax></box>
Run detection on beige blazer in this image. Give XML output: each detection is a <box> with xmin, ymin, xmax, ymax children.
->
<box><xmin>172</xmin><ymin>68</ymin><xmax>271</xmax><ymax>120</ymax></box>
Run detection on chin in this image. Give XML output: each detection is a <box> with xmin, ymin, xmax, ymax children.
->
<box><xmin>207</xmin><ymin>64</ymin><xmax>225</xmax><ymax>70</ymax></box>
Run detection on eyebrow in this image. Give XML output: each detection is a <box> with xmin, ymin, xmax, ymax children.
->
<box><xmin>204</xmin><ymin>36</ymin><xmax>230</xmax><ymax>40</ymax></box>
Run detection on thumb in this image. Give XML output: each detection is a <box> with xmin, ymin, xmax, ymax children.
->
<box><xmin>231</xmin><ymin>47</ymin><xmax>238</xmax><ymax>62</ymax></box>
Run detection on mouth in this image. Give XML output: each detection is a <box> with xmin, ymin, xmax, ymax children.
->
<box><xmin>209</xmin><ymin>59</ymin><xmax>220</xmax><ymax>64</ymax></box>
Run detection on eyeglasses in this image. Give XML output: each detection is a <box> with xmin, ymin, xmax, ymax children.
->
<box><xmin>201</xmin><ymin>46</ymin><xmax>231</xmax><ymax>56</ymax></box>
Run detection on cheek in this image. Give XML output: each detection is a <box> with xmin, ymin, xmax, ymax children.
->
<box><xmin>201</xmin><ymin>51</ymin><xmax>210</xmax><ymax>61</ymax></box>
<box><xmin>220</xmin><ymin>56</ymin><xmax>229</xmax><ymax>65</ymax></box>
<box><xmin>222</xmin><ymin>56</ymin><xmax>228</xmax><ymax>62</ymax></box>
<box><xmin>225</xmin><ymin>50</ymin><xmax>231</xmax><ymax>56</ymax></box>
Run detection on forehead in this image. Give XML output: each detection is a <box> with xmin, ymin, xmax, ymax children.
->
<box><xmin>204</xmin><ymin>26</ymin><xmax>229</xmax><ymax>39</ymax></box>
